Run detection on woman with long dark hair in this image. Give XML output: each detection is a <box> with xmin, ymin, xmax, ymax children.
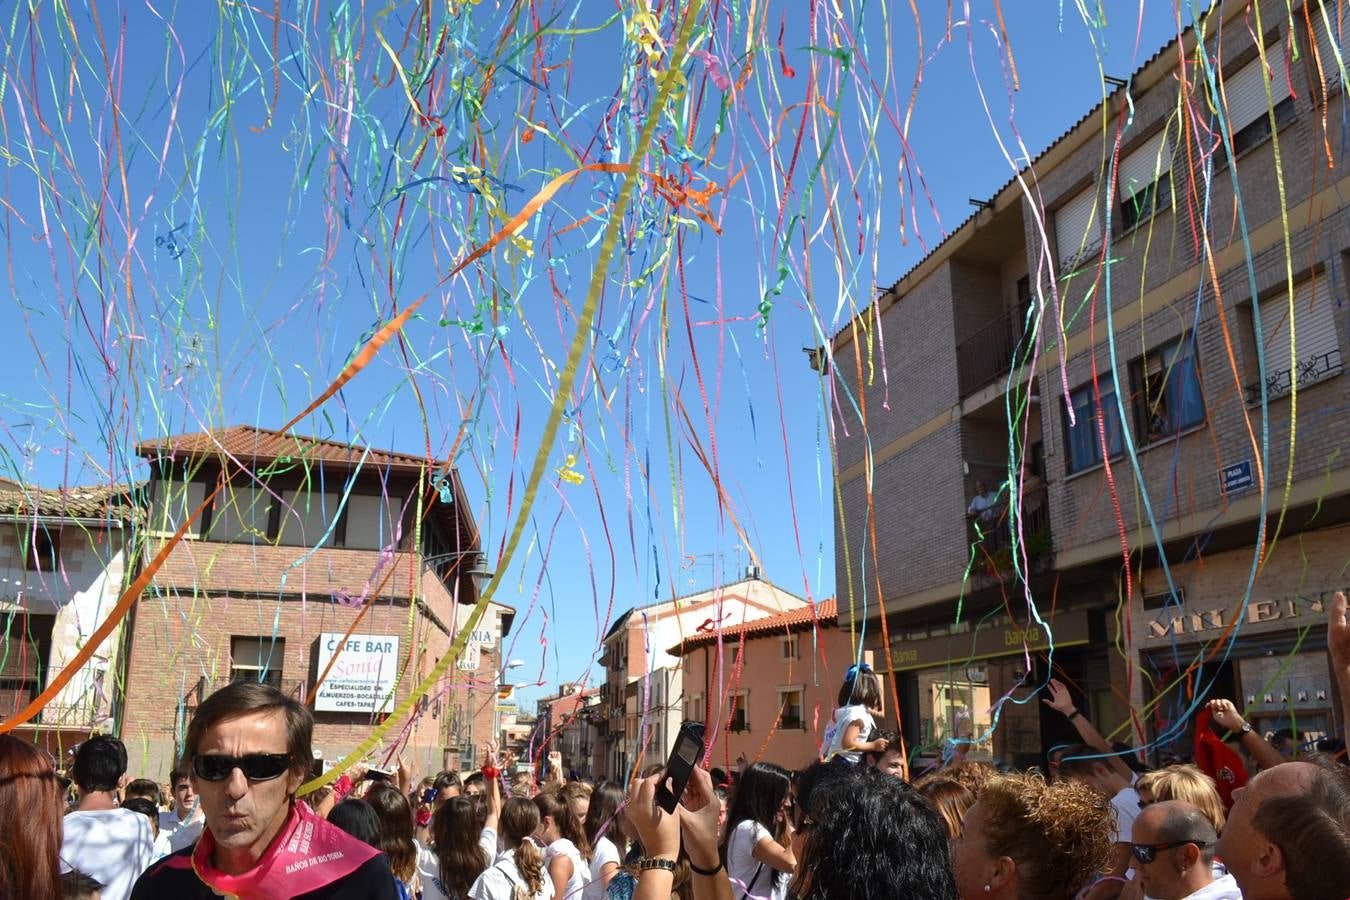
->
<box><xmin>367</xmin><ymin>782</ymin><xmax>421</xmax><ymax>896</ymax></box>
<box><xmin>582</xmin><ymin>782</ymin><xmax>627</xmax><ymax>900</ymax></box>
<box><xmin>718</xmin><ymin>762</ymin><xmax>796</xmax><ymax>900</ymax></box>
<box><xmin>535</xmin><ymin>788</ymin><xmax>592</xmax><ymax>899</ymax></box>
<box><xmin>469</xmin><ymin>797</ymin><xmax>553</xmax><ymax>900</ymax></box>
<box><xmin>0</xmin><ymin>734</ymin><xmax>65</xmax><ymax>900</ymax></box>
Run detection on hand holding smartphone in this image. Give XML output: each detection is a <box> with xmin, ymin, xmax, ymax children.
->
<box><xmin>655</xmin><ymin>721</ymin><xmax>706</xmax><ymax>813</ymax></box>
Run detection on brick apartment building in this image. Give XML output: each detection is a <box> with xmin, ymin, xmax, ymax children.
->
<box><xmin>0</xmin><ymin>480</ymin><xmax>140</xmax><ymax>756</ymax></box>
<box><xmin>535</xmin><ymin>683</ymin><xmax>600</xmax><ymax>777</ymax></box>
<box><xmin>594</xmin><ymin>574</ymin><xmax>806</xmax><ymax>780</ymax></box>
<box><xmin>117</xmin><ymin>425</ymin><xmax>511</xmax><ymax>778</ymax></box>
<box><xmin>672</xmin><ymin>598</ymin><xmax>859</xmax><ymax>772</ymax></box>
<box><xmin>822</xmin><ymin>0</ymin><xmax>1350</xmax><ymax>768</ymax></box>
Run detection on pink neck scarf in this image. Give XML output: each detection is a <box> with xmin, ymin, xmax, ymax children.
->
<box><xmin>190</xmin><ymin>800</ymin><xmax>380</xmax><ymax>899</ymax></box>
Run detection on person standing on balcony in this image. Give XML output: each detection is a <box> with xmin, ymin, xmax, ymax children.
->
<box><xmin>966</xmin><ymin>480</ymin><xmax>1000</xmax><ymax>525</ymax></box>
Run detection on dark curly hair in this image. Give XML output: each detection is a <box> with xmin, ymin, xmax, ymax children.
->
<box><xmin>793</xmin><ymin>765</ymin><xmax>957</xmax><ymax>900</ymax></box>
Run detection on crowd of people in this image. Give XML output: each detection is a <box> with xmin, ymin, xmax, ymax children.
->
<box><xmin>2</xmin><ymin>594</ymin><xmax>1350</xmax><ymax>899</ymax></box>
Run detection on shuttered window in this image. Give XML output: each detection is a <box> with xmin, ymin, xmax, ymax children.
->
<box><xmin>1055</xmin><ymin>185</ymin><xmax>1101</xmax><ymax>267</ymax></box>
<box><xmin>1225</xmin><ymin>41</ymin><xmax>1292</xmax><ymax>133</ymax></box>
<box><xmin>1253</xmin><ymin>275</ymin><xmax>1344</xmax><ymax>400</ymax></box>
<box><xmin>1311</xmin><ymin>1</ymin><xmax>1349</xmax><ymax>93</ymax></box>
<box><xmin>1119</xmin><ymin>130</ymin><xmax>1173</xmax><ymax>229</ymax></box>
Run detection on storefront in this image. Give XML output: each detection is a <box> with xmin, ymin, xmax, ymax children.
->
<box><xmin>1135</xmin><ymin>549</ymin><xmax>1344</xmax><ymax>758</ymax></box>
<box><xmin>885</xmin><ymin>608</ymin><xmax>1115</xmax><ymax>770</ymax></box>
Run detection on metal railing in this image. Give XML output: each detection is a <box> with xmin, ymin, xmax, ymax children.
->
<box><xmin>1243</xmin><ymin>350</ymin><xmax>1343</xmax><ymax>404</ymax></box>
<box><xmin>957</xmin><ymin>308</ymin><xmax>1022</xmax><ymax>398</ymax></box>
<box><xmin>967</xmin><ymin>485</ymin><xmax>1051</xmax><ymax>562</ymax></box>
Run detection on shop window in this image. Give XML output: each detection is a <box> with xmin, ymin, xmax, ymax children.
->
<box><xmin>778</xmin><ymin>687</ymin><xmax>804</xmax><ymax>730</ymax></box>
<box><xmin>1055</xmin><ymin>184</ymin><xmax>1103</xmax><ymax>269</ymax></box>
<box><xmin>1119</xmin><ymin>130</ymin><xmax>1173</xmax><ymax>231</ymax></box>
<box><xmin>1224</xmin><ymin>42</ymin><xmax>1296</xmax><ymax>157</ymax></box>
<box><xmin>230</xmin><ymin>637</ymin><xmax>284</xmax><ymax>688</ymax></box>
<box><xmin>729</xmin><ymin>691</ymin><xmax>749</xmax><ymax>732</ymax></box>
<box><xmin>1247</xmin><ymin>274</ymin><xmax>1344</xmax><ymax>402</ymax></box>
<box><xmin>780</xmin><ymin>634</ymin><xmax>799</xmax><ymax>659</ymax></box>
<box><xmin>1132</xmin><ymin>338</ymin><xmax>1206</xmax><ymax>443</ymax></box>
<box><xmin>1064</xmin><ymin>373</ymin><xmax>1125</xmax><ymax>473</ymax></box>
<box><xmin>917</xmin><ymin>669</ymin><xmax>994</xmax><ymax>760</ymax></box>
<box><xmin>24</xmin><ymin>526</ymin><xmax>59</xmax><ymax>572</ymax></box>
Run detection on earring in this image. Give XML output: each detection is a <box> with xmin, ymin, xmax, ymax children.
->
<box><xmin>983</xmin><ymin>887</ymin><xmax>991</xmax><ymax>893</ymax></box>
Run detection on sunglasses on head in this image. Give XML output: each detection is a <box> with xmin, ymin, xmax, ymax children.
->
<box><xmin>192</xmin><ymin>753</ymin><xmax>293</xmax><ymax>783</ymax></box>
<box><xmin>1130</xmin><ymin>840</ymin><xmax>1211</xmax><ymax>864</ymax></box>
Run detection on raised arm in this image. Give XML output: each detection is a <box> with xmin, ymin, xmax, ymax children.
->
<box><xmin>1042</xmin><ymin>678</ymin><xmax>1135</xmax><ymax>782</ymax></box>
<box><xmin>678</xmin><ymin>767</ymin><xmax>733</xmax><ymax>900</ymax></box>
<box><xmin>1206</xmin><ymin>699</ymin><xmax>1285</xmax><ymax>771</ymax></box>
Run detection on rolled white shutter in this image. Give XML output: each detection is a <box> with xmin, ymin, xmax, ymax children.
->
<box><xmin>1258</xmin><ymin>275</ymin><xmax>1343</xmax><ymax>396</ymax></box>
<box><xmin>1055</xmin><ymin>185</ymin><xmax>1101</xmax><ymax>265</ymax></box>
<box><xmin>1312</xmin><ymin>1</ymin><xmax>1348</xmax><ymax>89</ymax></box>
<box><xmin>1119</xmin><ymin>130</ymin><xmax>1172</xmax><ymax>201</ymax></box>
<box><xmin>1223</xmin><ymin>40</ymin><xmax>1292</xmax><ymax>134</ymax></box>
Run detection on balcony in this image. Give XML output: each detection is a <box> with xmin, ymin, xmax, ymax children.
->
<box><xmin>957</xmin><ymin>308</ymin><xmax>1022</xmax><ymax>398</ymax></box>
<box><xmin>966</xmin><ymin>484</ymin><xmax>1052</xmax><ymax>576</ymax></box>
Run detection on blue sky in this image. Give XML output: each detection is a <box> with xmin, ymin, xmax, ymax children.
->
<box><xmin>0</xmin><ymin>1</ymin><xmax>1189</xmax><ymax>711</ymax></box>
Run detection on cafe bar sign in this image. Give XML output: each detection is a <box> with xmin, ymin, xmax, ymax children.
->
<box><xmin>1142</xmin><ymin>589</ymin><xmax>1345</xmax><ymax>643</ymax></box>
<box><xmin>887</xmin><ymin>611</ymin><xmax>1092</xmax><ymax>673</ymax></box>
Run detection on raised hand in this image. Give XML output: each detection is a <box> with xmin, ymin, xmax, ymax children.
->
<box><xmin>1041</xmin><ymin>678</ymin><xmax>1077</xmax><ymax>716</ymax></box>
<box><xmin>1206</xmin><ymin>698</ymin><xmax>1246</xmax><ymax>733</ymax></box>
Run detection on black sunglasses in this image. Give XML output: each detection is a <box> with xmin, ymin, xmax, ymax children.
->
<box><xmin>1130</xmin><ymin>840</ymin><xmax>1211</xmax><ymax>864</ymax></box>
<box><xmin>192</xmin><ymin>753</ymin><xmax>293</xmax><ymax>783</ymax></box>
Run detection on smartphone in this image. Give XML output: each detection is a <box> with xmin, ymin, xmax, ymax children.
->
<box><xmin>656</xmin><ymin>721</ymin><xmax>706</xmax><ymax>813</ymax></box>
<box><xmin>421</xmin><ymin>787</ymin><xmax>437</xmax><ymax>805</ymax></box>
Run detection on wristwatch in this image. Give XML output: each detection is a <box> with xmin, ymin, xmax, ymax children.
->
<box><xmin>1239</xmin><ymin>722</ymin><xmax>1253</xmax><ymax>735</ymax></box>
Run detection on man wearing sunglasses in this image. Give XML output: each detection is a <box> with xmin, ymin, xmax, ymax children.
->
<box><xmin>1128</xmin><ymin>800</ymin><xmax>1238</xmax><ymax>900</ymax></box>
<box><xmin>130</xmin><ymin>680</ymin><xmax>400</xmax><ymax>899</ymax></box>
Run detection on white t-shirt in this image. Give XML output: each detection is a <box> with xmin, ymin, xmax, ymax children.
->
<box><xmin>419</xmin><ymin>827</ymin><xmax>499</xmax><ymax>900</ymax></box>
<box><xmin>582</xmin><ymin>836</ymin><xmax>620</xmax><ymax>900</ymax></box>
<box><xmin>821</xmin><ymin>704</ymin><xmax>876</xmax><ymax>763</ymax></box>
<box><xmin>470</xmin><ymin>847</ymin><xmax>555</xmax><ymax>900</ymax></box>
<box><xmin>725</xmin><ymin>820</ymin><xmax>786</xmax><ymax>900</ymax></box>
<box><xmin>61</xmin><ymin>808</ymin><xmax>155</xmax><ymax>900</ymax></box>
<box><xmin>545</xmin><ymin>838</ymin><xmax>590</xmax><ymax>900</ymax></box>
<box><xmin>1109</xmin><ymin>786</ymin><xmax>1141</xmax><ymax>844</ymax></box>
<box><xmin>158</xmin><ymin>809</ymin><xmax>204</xmax><ymax>854</ymax></box>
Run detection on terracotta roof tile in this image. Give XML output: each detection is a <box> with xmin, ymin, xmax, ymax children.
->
<box><xmin>670</xmin><ymin>598</ymin><xmax>837</xmax><ymax>654</ymax></box>
<box><xmin>136</xmin><ymin>425</ymin><xmax>442</xmax><ymax>472</ymax></box>
<box><xmin>0</xmin><ymin>482</ymin><xmax>144</xmax><ymax>521</ymax></box>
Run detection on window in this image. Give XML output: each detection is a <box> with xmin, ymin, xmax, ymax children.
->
<box><xmin>1055</xmin><ymin>185</ymin><xmax>1102</xmax><ymax>268</ymax></box>
<box><xmin>1250</xmin><ymin>274</ymin><xmax>1344</xmax><ymax>401</ymax></box>
<box><xmin>1224</xmin><ymin>41</ymin><xmax>1296</xmax><ymax>157</ymax></box>
<box><xmin>1065</xmin><ymin>374</ymin><xmax>1125</xmax><ymax>473</ymax></box>
<box><xmin>275</xmin><ymin>490</ymin><xmax>340</xmax><ymax>548</ymax></box>
<box><xmin>151</xmin><ymin>477</ymin><xmax>207</xmax><ymax>537</ymax></box>
<box><xmin>1119</xmin><ymin>130</ymin><xmax>1172</xmax><ymax>230</ymax></box>
<box><xmin>1133</xmin><ymin>338</ymin><xmax>1206</xmax><ymax>442</ymax></box>
<box><xmin>729</xmin><ymin>691</ymin><xmax>749</xmax><ymax>732</ymax></box>
<box><xmin>1309</xmin><ymin>1</ymin><xmax>1347</xmax><ymax>100</ymax></box>
<box><xmin>780</xmin><ymin>634</ymin><xmax>799</xmax><ymax>659</ymax></box>
<box><xmin>778</xmin><ymin>687</ymin><xmax>804</xmax><ymax>730</ymax></box>
<box><xmin>342</xmin><ymin>493</ymin><xmax>405</xmax><ymax>550</ymax></box>
<box><xmin>230</xmin><ymin>637</ymin><xmax>284</xmax><ymax>688</ymax></box>
<box><xmin>24</xmin><ymin>526</ymin><xmax>59</xmax><ymax>572</ymax></box>
<box><xmin>687</xmin><ymin>693</ymin><xmax>705</xmax><ymax>723</ymax></box>
<box><xmin>208</xmin><ymin>485</ymin><xmax>274</xmax><ymax>543</ymax></box>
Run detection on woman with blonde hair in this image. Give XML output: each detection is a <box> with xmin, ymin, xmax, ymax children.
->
<box><xmin>950</xmin><ymin>772</ymin><xmax>1113</xmax><ymax>900</ymax></box>
<box><xmin>1135</xmin><ymin>765</ymin><xmax>1226</xmax><ymax>832</ymax></box>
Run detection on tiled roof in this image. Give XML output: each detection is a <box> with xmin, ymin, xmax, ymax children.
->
<box><xmin>136</xmin><ymin>425</ymin><xmax>442</xmax><ymax>473</ymax></box>
<box><xmin>670</xmin><ymin>598</ymin><xmax>837</xmax><ymax>654</ymax></box>
<box><xmin>0</xmin><ymin>481</ymin><xmax>144</xmax><ymax>521</ymax></box>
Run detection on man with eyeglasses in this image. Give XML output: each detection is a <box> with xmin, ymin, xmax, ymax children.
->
<box><xmin>1128</xmin><ymin>800</ymin><xmax>1239</xmax><ymax>900</ymax></box>
<box><xmin>130</xmin><ymin>680</ymin><xmax>399</xmax><ymax>899</ymax></box>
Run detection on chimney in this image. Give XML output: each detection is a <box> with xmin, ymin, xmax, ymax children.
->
<box><xmin>745</xmin><ymin>564</ymin><xmax>761</xmax><ymax>580</ymax></box>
